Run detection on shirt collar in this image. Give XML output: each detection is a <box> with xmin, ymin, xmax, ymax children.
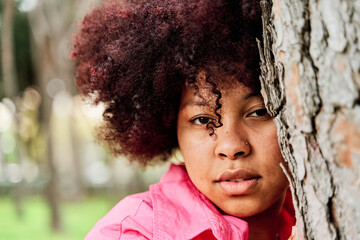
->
<box><xmin>150</xmin><ymin>164</ymin><xmax>249</xmax><ymax>240</ymax></box>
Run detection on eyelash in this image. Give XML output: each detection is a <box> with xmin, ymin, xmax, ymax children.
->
<box><xmin>247</xmin><ymin>108</ymin><xmax>269</xmax><ymax>118</ymax></box>
<box><xmin>190</xmin><ymin>108</ymin><xmax>270</xmax><ymax>126</ymax></box>
<box><xmin>190</xmin><ymin>116</ymin><xmax>215</xmax><ymax>126</ymax></box>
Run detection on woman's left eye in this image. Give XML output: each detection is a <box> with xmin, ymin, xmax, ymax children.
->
<box><xmin>248</xmin><ymin>108</ymin><xmax>268</xmax><ymax>117</ymax></box>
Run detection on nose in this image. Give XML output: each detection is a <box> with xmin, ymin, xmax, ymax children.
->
<box><xmin>215</xmin><ymin>125</ymin><xmax>250</xmax><ymax>160</ymax></box>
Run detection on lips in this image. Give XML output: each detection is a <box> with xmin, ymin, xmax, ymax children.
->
<box><xmin>215</xmin><ymin>168</ymin><xmax>260</xmax><ymax>195</ymax></box>
<box><xmin>216</xmin><ymin>168</ymin><xmax>260</xmax><ymax>182</ymax></box>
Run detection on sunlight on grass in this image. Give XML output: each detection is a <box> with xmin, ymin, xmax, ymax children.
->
<box><xmin>0</xmin><ymin>196</ymin><xmax>113</xmax><ymax>240</ymax></box>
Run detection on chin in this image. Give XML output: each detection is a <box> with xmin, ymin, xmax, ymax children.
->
<box><xmin>218</xmin><ymin>201</ymin><xmax>264</xmax><ymax>218</ymax></box>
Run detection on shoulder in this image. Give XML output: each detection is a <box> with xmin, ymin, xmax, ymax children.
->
<box><xmin>84</xmin><ymin>191</ymin><xmax>154</xmax><ymax>240</ymax></box>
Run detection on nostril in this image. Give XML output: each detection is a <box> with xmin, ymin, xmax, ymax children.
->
<box><xmin>234</xmin><ymin>151</ymin><xmax>244</xmax><ymax>157</ymax></box>
<box><xmin>219</xmin><ymin>152</ymin><xmax>244</xmax><ymax>159</ymax></box>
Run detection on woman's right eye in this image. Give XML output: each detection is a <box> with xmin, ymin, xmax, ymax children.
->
<box><xmin>191</xmin><ymin>116</ymin><xmax>214</xmax><ymax>126</ymax></box>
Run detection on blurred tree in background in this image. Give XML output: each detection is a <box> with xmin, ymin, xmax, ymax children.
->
<box><xmin>0</xmin><ymin>0</ymin><xmax>168</xmax><ymax>238</ymax></box>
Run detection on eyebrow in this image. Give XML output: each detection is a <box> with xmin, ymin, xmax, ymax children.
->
<box><xmin>243</xmin><ymin>91</ymin><xmax>261</xmax><ymax>101</ymax></box>
<box><xmin>179</xmin><ymin>99</ymin><xmax>210</xmax><ymax>110</ymax></box>
<box><xmin>179</xmin><ymin>90</ymin><xmax>261</xmax><ymax>110</ymax></box>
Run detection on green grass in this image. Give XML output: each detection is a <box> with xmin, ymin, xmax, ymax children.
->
<box><xmin>0</xmin><ymin>196</ymin><xmax>114</xmax><ymax>240</ymax></box>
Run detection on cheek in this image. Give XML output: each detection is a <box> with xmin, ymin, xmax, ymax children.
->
<box><xmin>261</xmin><ymin>123</ymin><xmax>283</xmax><ymax>161</ymax></box>
<box><xmin>178</xmin><ymin>132</ymin><xmax>211</xmax><ymax>168</ymax></box>
<box><xmin>177</xmin><ymin>124</ymin><xmax>211</xmax><ymax>159</ymax></box>
<box><xmin>177</xmin><ymin>128</ymin><xmax>214</xmax><ymax>186</ymax></box>
<box><xmin>177</xmin><ymin>129</ymin><xmax>195</xmax><ymax>159</ymax></box>
<box><xmin>268</xmin><ymin>144</ymin><xmax>289</xmax><ymax>190</ymax></box>
<box><xmin>258</xmin><ymin>124</ymin><xmax>288</xmax><ymax>182</ymax></box>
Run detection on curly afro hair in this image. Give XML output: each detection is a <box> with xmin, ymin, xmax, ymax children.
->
<box><xmin>72</xmin><ymin>0</ymin><xmax>262</xmax><ymax>165</ymax></box>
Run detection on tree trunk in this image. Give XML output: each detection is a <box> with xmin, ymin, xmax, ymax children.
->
<box><xmin>27</xmin><ymin>0</ymin><xmax>99</xmax><ymax>230</ymax></box>
<box><xmin>1</xmin><ymin>0</ymin><xmax>18</xmax><ymax>98</ymax></box>
<box><xmin>1</xmin><ymin>0</ymin><xmax>26</xmax><ymax>219</ymax></box>
<box><xmin>259</xmin><ymin>0</ymin><xmax>360</xmax><ymax>239</ymax></box>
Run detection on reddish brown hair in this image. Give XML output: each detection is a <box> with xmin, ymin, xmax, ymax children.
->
<box><xmin>72</xmin><ymin>0</ymin><xmax>262</xmax><ymax>165</ymax></box>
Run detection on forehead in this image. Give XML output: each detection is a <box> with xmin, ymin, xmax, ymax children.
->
<box><xmin>180</xmin><ymin>75</ymin><xmax>256</xmax><ymax>109</ymax></box>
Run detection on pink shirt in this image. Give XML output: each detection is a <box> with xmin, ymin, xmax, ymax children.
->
<box><xmin>84</xmin><ymin>164</ymin><xmax>295</xmax><ymax>240</ymax></box>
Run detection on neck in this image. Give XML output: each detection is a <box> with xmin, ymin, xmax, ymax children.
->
<box><xmin>242</xmin><ymin>194</ymin><xmax>286</xmax><ymax>240</ymax></box>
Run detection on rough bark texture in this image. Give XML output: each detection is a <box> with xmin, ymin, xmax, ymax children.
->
<box><xmin>258</xmin><ymin>0</ymin><xmax>360</xmax><ymax>239</ymax></box>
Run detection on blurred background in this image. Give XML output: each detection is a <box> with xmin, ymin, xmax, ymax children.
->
<box><xmin>0</xmin><ymin>0</ymin><xmax>169</xmax><ymax>239</ymax></box>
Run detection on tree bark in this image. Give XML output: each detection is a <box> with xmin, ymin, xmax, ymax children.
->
<box><xmin>259</xmin><ymin>0</ymin><xmax>360</xmax><ymax>239</ymax></box>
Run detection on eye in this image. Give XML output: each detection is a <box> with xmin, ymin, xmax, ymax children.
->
<box><xmin>248</xmin><ymin>108</ymin><xmax>269</xmax><ymax>117</ymax></box>
<box><xmin>191</xmin><ymin>116</ymin><xmax>214</xmax><ymax>125</ymax></box>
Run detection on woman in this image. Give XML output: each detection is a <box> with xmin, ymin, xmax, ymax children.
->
<box><xmin>72</xmin><ymin>0</ymin><xmax>296</xmax><ymax>239</ymax></box>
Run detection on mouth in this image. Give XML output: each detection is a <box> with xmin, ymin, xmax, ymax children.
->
<box><xmin>216</xmin><ymin>168</ymin><xmax>260</xmax><ymax>182</ymax></box>
<box><xmin>215</xmin><ymin>168</ymin><xmax>261</xmax><ymax>195</ymax></box>
<box><xmin>222</xmin><ymin>178</ymin><xmax>249</xmax><ymax>183</ymax></box>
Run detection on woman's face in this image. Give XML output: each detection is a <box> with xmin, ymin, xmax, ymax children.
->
<box><xmin>177</xmin><ymin>77</ymin><xmax>289</xmax><ymax>218</ymax></box>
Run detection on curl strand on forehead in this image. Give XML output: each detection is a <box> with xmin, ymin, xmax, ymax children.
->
<box><xmin>185</xmin><ymin>67</ymin><xmax>262</xmax><ymax>137</ymax></box>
